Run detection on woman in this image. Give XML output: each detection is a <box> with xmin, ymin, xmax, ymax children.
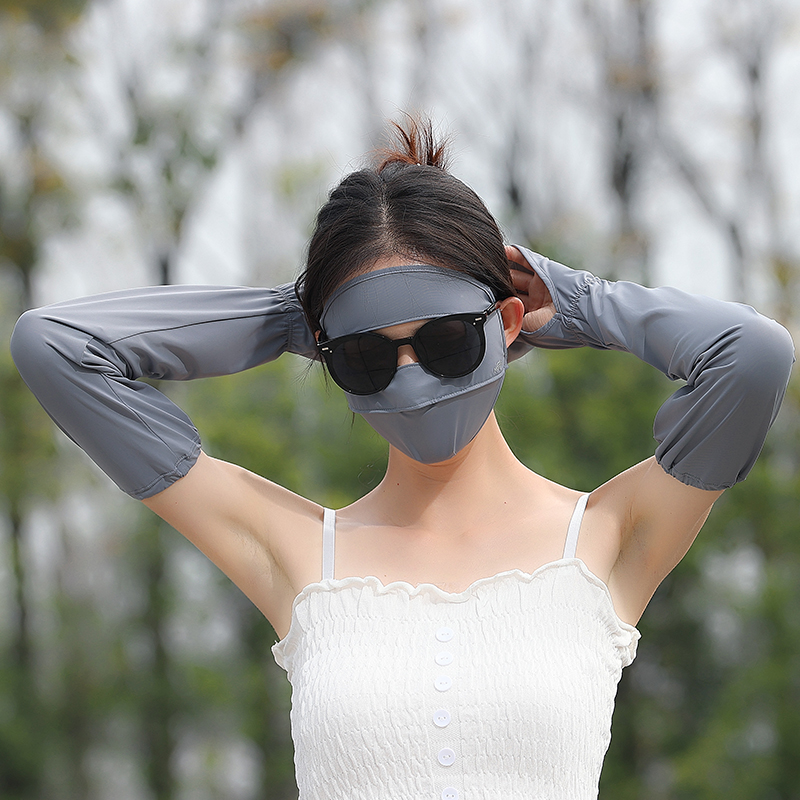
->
<box><xmin>11</xmin><ymin>119</ymin><xmax>794</xmax><ymax>799</ymax></box>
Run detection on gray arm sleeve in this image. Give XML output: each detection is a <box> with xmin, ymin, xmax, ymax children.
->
<box><xmin>10</xmin><ymin>283</ymin><xmax>317</xmax><ymax>499</ymax></box>
<box><xmin>511</xmin><ymin>246</ymin><xmax>795</xmax><ymax>490</ymax></box>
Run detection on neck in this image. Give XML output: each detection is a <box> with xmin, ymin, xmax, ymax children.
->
<box><xmin>362</xmin><ymin>413</ymin><xmax>537</xmax><ymax>530</ymax></box>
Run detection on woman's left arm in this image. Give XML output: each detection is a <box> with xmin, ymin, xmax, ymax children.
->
<box><xmin>508</xmin><ymin>245</ymin><xmax>795</xmax><ymax>619</ymax></box>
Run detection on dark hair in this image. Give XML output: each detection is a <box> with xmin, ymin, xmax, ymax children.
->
<box><xmin>296</xmin><ymin>116</ymin><xmax>514</xmax><ymax>333</ymax></box>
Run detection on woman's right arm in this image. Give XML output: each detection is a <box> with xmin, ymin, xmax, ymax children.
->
<box><xmin>10</xmin><ymin>282</ymin><xmax>316</xmax><ymax>497</ymax></box>
<box><xmin>10</xmin><ymin>283</ymin><xmax>321</xmax><ymax>628</ymax></box>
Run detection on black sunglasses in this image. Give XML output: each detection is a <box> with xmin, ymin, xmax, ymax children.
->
<box><xmin>317</xmin><ymin>305</ymin><xmax>498</xmax><ymax>395</ymax></box>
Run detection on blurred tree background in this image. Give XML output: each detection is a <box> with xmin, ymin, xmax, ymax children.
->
<box><xmin>1</xmin><ymin>0</ymin><xmax>798</xmax><ymax>798</ymax></box>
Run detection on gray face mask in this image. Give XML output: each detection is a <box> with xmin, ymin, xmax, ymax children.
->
<box><xmin>320</xmin><ymin>265</ymin><xmax>507</xmax><ymax>463</ymax></box>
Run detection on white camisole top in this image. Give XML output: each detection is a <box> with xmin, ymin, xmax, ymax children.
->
<box><xmin>272</xmin><ymin>494</ymin><xmax>640</xmax><ymax>800</ymax></box>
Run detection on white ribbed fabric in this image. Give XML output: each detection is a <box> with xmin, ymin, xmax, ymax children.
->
<box><xmin>273</xmin><ymin>526</ymin><xmax>640</xmax><ymax>800</ymax></box>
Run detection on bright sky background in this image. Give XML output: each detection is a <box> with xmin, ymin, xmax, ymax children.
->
<box><xmin>17</xmin><ymin>0</ymin><xmax>800</xmax><ymax>323</ymax></box>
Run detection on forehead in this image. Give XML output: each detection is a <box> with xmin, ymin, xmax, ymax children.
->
<box><xmin>320</xmin><ymin>264</ymin><xmax>494</xmax><ymax>338</ymax></box>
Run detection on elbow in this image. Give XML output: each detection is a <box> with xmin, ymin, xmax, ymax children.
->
<box><xmin>775</xmin><ymin>319</ymin><xmax>796</xmax><ymax>369</ymax></box>
<box><xmin>10</xmin><ymin>308</ymin><xmax>52</xmax><ymax>382</ymax></box>
<box><xmin>747</xmin><ymin>314</ymin><xmax>795</xmax><ymax>387</ymax></box>
<box><xmin>732</xmin><ymin>314</ymin><xmax>795</xmax><ymax>421</ymax></box>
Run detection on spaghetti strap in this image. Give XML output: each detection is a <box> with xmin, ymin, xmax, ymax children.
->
<box><xmin>563</xmin><ymin>493</ymin><xmax>590</xmax><ymax>560</ymax></box>
<box><xmin>321</xmin><ymin>507</ymin><xmax>336</xmax><ymax>581</ymax></box>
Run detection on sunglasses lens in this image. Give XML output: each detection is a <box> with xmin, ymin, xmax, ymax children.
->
<box><xmin>329</xmin><ymin>333</ymin><xmax>396</xmax><ymax>394</ymax></box>
<box><xmin>322</xmin><ymin>310</ymin><xmax>492</xmax><ymax>394</ymax></box>
<box><xmin>415</xmin><ymin>317</ymin><xmax>484</xmax><ymax>377</ymax></box>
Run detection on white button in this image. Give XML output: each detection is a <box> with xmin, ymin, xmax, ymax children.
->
<box><xmin>435</xmin><ymin>650</ymin><xmax>454</xmax><ymax>666</ymax></box>
<box><xmin>434</xmin><ymin>675</ymin><xmax>453</xmax><ymax>692</ymax></box>
<box><xmin>433</xmin><ymin>709</ymin><xmax>451</xmax><ymax>727</ymax></box>
<box><xmin>435</xmin><ymin>627</ymin><xmax>454</xmax><ymax>642</ymax></box>
<box><xmin>437</xmin><ymin>748</ymin><xmax>456</xmax><ymax>766</ymax></box>
<box><xmin>441</xmin><ymin>789</ymin><xmax>459</xmax><ymax>800</ymax></box>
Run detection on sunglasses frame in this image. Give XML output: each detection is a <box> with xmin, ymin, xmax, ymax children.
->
<box><xmin>317</xmin><ymin>304</ymin><xmax>498</xmax><ymax>395</ymax></box>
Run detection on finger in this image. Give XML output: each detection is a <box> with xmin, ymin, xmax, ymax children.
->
<box><xmin>506</xmin><ymin>245</ymin><xmax>536</xmax><ymax>274</ymax></box>
<box><xmin>504</xmin><ymin>244</ymin><xmax>527</xmax><ymax>266</ymax></box>
<box><xmin>510</xmin><ymin>268</ymin><xmax>534</xmax><ymax>294</ymax></box>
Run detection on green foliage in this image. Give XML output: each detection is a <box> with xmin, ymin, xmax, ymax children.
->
<box><xmin>0</xmin><ymin>347</ymin><xmax>58</xmax><ymax>511</ymax></box>
<box><xmin>183</xmin><ymin>355</ymin><xmax>388</xmax><ymax>508</ymax></box>
<box><xmin>0</xmin><ymin>351</ymin><xmax>59</xmax><ymax>798</ymax></box>
<box><xmin>497</xmin><ymin>347</ymin><xmax>672</xmax><ymax>489</ymax></box>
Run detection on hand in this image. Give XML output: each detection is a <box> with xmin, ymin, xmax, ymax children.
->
<box><xmin>505</xmin><ymin>246</ymin><xmax>556</xmax><ymax>332</ymax></box>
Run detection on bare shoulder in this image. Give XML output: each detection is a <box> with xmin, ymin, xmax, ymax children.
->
<box><xmin>588</xmin><ymin>457</ymin><xmax>723</xmax><ymax>625</ymax></box>
<box><xmin>143</xmin><ymin>451</ymin><xmax>325</xmax><ymax>634</ymax></box>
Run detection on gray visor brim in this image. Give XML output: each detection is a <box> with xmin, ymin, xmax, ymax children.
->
<box><xmin>320</xmin><ymin>264</ymin><xmax>497</xmax><ymax>338</ymax></box>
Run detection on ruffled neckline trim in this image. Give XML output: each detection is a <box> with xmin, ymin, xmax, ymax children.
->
<box><xmin>272</xmin><ymin>558</ymin><xmax>640</xmax><ymax>662</ymax></box>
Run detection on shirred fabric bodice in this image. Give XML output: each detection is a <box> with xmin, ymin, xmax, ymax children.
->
<box><xmin>272</xmin><ymin>558</ymin><xmax>640</xmax><ymax>800</ymax></box>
